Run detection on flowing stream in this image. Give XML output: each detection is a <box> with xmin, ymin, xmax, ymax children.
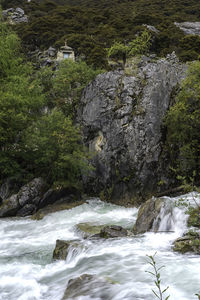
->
<box><xmin>0</xmin><ymin>193</ymin><xmax>200</xmax><ymax>300</ymax></box>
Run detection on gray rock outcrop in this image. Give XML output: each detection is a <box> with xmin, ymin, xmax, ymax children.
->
<box><xmin>28</xmin><ymin>47</ymin><xmax>57</xmax><ymax>68</ymax></box>
<box><xmin>77</xmin><ymin>53</ymin><xmax>187</xmax><ymax>204</ymax></box>
<box><xmin>0</xmin><ymin>178</ymin><xmax>47</xmax><ymax>217</ymax></box>
<box><xmin>174</xmin><ymin>22</ymin><xmax>200</xmax><ymax>36</ymax></box>
<box><xmin>2</xmin><ymin>7</ymin><xmax>28</xmax><ymax>24</ymax></box>
<box><xmin>0</xmin><ymin>178</ymin><xmax>81</xmax><ymax>218</ymax></box>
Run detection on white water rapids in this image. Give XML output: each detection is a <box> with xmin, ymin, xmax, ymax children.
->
<box><xmin>0</xmin><ymin>193</ymin><xmax>200</xmax><ymax>300</ymax></box>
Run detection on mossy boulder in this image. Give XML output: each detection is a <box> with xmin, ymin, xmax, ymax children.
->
<box><xmin>173</xmin><ymin>231</ymin><xmax>200</xmax><ymax>254</ymax></box>
<box><xmin>53</xmin><ymin>239</ymin><xmax>81</xmax><ymax>260</ymax></box>
<box><xmin>76</xmin><ymin>223</ymin><xmax>105</xmax><ymax>238</ymax></box>
<box><xmin>187</xmin><ymin>207</ymin><xmax>200</xmax><ymax>228</ymax></box>
<box><xmin>133</xmin><ymin>197</ymin><xmax>165</xmax><ymax>234</ymax></box>
<box><xmin>99</xmin><ymin>225</ymin><xmax>132</xmax><ymax>238</ymax></box>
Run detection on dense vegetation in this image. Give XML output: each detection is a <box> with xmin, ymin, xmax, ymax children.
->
<box><xmin>2</xmin><ymin>0</ymin><xmax>200</xmax><ymax>68</ymax></box>
<box><xmin>0</xmin><ymin>18</ymin><xmax>100</xmax><ymax>189</ymax></box>
<box><xmin>165</xmin><ymin>61</ymin><xmax>200</xmax><ymax>184</ymax></box>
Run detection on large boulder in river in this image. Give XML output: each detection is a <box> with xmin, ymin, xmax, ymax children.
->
<box><xmin>173</xmin><ymin>231</ymin><xmax>200</xmax><ymax>254</ymax></box>
<box><xmin>77</xmin><ymin>53</ymin><xmax>187</xmax><ymax>204</ymax></box>
<box><xmin>53</xmin><ymin>239</ymin><xmax>81</xmax><ymax>260</ymax></box>
<box><xmin>133</xmin><ymin>197</ymin><xmax>165</xmax><ymax>234</ymax></box>
<box><xmin>62</xmin><ymin>274</ymin><xmax>112</xmax><ymax>300</ymax></box>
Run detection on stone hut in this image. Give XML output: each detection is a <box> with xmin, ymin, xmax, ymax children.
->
<box><xmin>56</xmin><ymin>42</ymin><xmax>75</xmax><ymax>61</ymax></box>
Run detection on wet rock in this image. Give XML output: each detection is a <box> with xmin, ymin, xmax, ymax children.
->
<box><xmin>174</xmin><ymin>22</ymin><xmax>200</xmax><ymax>36</ymax></box>
<box><xmin>0</xmin><ymin>178</ymin><xmax>48</xmax><ymax>218</ymax></box>
<box><xmin>32</xmin><ymin>200</ymin><xmax>85</xmax><ymax>220</ymax></box>
<box><xmin>133</xmin><ymin>197</ymin><xmax>165</xmax><ymax>234</ymax></box>
<box><xmin>0</xmin><ymin>194</ymin><xmax>19</xmax><ymax>217</ymax></box>
<box><xmin>173</xmin><ymin>231</ymin><xmax>200</xmax><ymax>254</ymax></box>
<box><xmin>17</xmin><ymin>204</ymin><xmax>37</xmax><ymax>217</ymax></box>
<box><xmin>99</xmin><ymin>225</ymin><xmax>132</xmax><ymax>238</ymax></box>
<box><xmin>62</xmin><ymin>274</ymin><xmax>112</xmax><ymax>299</ymax></box>
<box><xmin>53</xmin><ymin>239</ymin><xmax>80</xmax><ymax>260</ymax></box>
<box><xmin>77</xmin><ymin>54</ymin><xmax>187</xmax><ymax>204</ymax></box>
<box><xmin>38</xmin><ymin>188</ymin><xmax>80</xmax><ymax>209</ymax></box>
<box><xmin>76</xmin><ymin>222</ymin><xmax>105</xmax><ymax>238</ymax></box>
<box><xmin>0</xmin><ymin>177</ymin><xmax>81</xmax><ymax>218</ymax></box>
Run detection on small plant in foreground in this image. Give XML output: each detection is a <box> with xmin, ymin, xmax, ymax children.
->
<box><xmin>146</xmin><ymin>252</ymin><xmax>170</xmax><ymax>300</ymax></box>
<box><xmin>195</xmin><ymin>293</ymin><xmax>200</xmax><ymax>299</ymax></box>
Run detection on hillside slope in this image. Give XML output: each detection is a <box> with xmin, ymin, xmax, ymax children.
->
<box><xmin>2</xmin><ymin>0</ymin><xmax>200</xmax><ymax>68</ymax></box>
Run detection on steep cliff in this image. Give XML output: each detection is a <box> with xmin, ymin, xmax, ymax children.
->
<box><xmin>77</xmin><ymin>53</ymin><xmax>187</xmax><ymax>204</ymax></box>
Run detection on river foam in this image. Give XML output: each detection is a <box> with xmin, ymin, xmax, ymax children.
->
<box><xmin>0</xmin><ymin>195</ymin><xmax>199</xmax><ymax>299</ymax></box>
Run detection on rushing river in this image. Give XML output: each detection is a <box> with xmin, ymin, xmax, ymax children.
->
<box><xmin>0</xmin><ymin>193</ymin><xmax>200</xmax><ymax>300</ymax></box>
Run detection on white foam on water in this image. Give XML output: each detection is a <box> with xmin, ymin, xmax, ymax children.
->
<box><xmin>0</xmin><ymin>196</ymin><xmax>199</xmax><ymax>299</ymax></box>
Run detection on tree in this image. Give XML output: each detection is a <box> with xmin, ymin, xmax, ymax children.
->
<box><xmin>0</xmin><ymin>22</ymin><xmax>46</xmax><ymax>181</ymax></box>
<box><xmin>107</xmin><ymin>41</ymin><xmax>128</xmax><ymax>63</ymax></box>
<box><xmin>51</xmin><ymin>59</ymin><xmax>102</xmax><ymax>116</ymax></box>
<box><xmin>107</xmin><ymin>30</ymin><xmax>151</xmax><ymax>64</ymax></box>
<box><xmin>22</xmin><ymin>110</ymin><xmax>90</xmax><ymax>189</ymax></box>
<box><xmin>127</xmin><ymin>30</ymin><xmax>151</xmax><ymax>57</ymax></box>
<box><xmin>0</xmin><ymin>21</ymin><xmax>92</xmax><ymax>188</ymax></box>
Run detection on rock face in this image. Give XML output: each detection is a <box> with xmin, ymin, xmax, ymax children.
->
<box><xmin>173</xmin><ymin>231</ymin><xmax>200</xmax><ymax>254</ymax></box>
<box><xmin>53</xmin><ymin>239</ymin><xmax>81</xmax><ymax>260</ymax></box>
<box><xmin>62</xmin><ymin>274</ymin><xmax>112</xmax><ymax>299</ymax></box>
<box><xmin>174</xmin><ymin>22</ymin><xmax>200</xmax><ymax>36</ymax></box>
<box><xmin>78</xmin><ymin>53</ymin><xmax>187</xmax><ymax>204</ymax></box>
